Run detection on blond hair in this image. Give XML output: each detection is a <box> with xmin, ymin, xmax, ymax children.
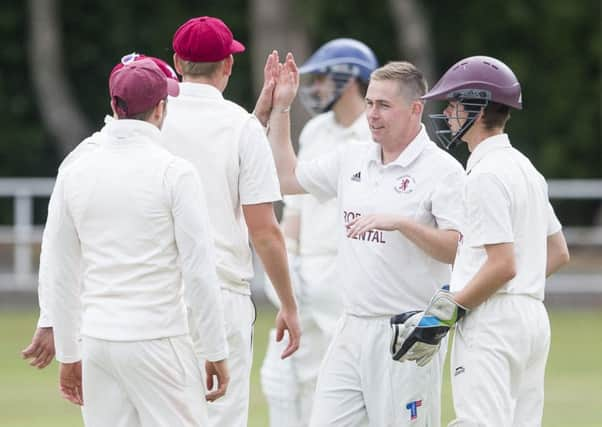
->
<box><xmin>370</xmin><ymin>61</ymin><xmax>428</xmax><ymax>103</ymax></box>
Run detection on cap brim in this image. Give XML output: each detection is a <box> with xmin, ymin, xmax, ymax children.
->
<box><xmin>231</xmin><ymin>39</ymin><xmax>246</xmax><ymax>54</ymax></box>
<box><xmin>167</xmin><ymin>79</ymin><xmax>180</xmax><ymax>97</ymax></box>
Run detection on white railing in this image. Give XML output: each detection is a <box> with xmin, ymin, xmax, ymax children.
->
<box><xmin>0</xmin><ymin>178</ymin><xmax>600</xmax><ymax>292</ymax></box>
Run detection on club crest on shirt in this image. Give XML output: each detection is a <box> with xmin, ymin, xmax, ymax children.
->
<box><xmin>350</xmin><ymin>171</ymin><xmax>361</xmax><ymax>182</ymax></box>
<box><xmin>394</xmin><ymin>175</ymin><xmax>416</xmax><ymax>193</ymax></box>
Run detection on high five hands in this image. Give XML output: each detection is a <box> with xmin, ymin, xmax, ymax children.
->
<box><xmin>253</xmin><ymin>51</ymin><xmax>299</xmax><ymax>127</ymax></box>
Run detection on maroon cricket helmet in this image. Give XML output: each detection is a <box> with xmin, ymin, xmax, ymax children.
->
<box><xmin>422</xmin><ymin>56</ymin><xmax>522</xmax><ymax>110</ymax></box>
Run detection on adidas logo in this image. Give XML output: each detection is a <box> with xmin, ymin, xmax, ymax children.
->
<box><xmin>351</xmin><ymin>171</ymin><xmax>361</xmax><ymax>182</ymax></box>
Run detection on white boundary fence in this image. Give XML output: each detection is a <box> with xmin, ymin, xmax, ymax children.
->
<box><xmin>0</xmin><ymin>178</ymin><xmax>600</xmax><ymax>293</ymax></box>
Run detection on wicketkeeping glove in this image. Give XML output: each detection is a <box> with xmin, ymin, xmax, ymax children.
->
<box><xmin>390</xmin><ymin>287</ymin><xmax>467</xmax><ymax>366</ymax></box>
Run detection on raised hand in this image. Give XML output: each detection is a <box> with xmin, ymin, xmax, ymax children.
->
<box><xmin>272</xmin><ymin>52</ymin><xmax>300</xmax><ymax>112</ymax></box>
<box><xmin>253</xmin><ymin>50</ymin><xmax>280</xmax><ymax>127</ymax></box>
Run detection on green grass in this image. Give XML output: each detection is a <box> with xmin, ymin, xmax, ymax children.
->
<box><xmin>1</xmin><ymin>308</ymin><xmax>600</xmax><ymax>426</ymax></box>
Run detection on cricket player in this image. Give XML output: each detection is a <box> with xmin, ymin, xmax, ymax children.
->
<box><xmin>47</xmin><ymin>59</ymin><xmax>229</xmax><ymax>426</ymax></box>
<box><xmin>22</xmin><ymin>54</ymin><xmax>180</xmax><ymax>370</ymax></box>
<box><xmin>161</xmin><ymin>16</ymin><xmax>301</xmax><ymax>427</ymax></box>
<box><xmin>259</xmin><ymin>38</ymin><xmax>378</xmax><ymax>427</ymax></box>
<box><xmin>268</xmin><ymin>55</ymin><xmax>465</xmax><ymax>426</ymax></box>
<box><xmin>392</xmin><ymin>56</ymin><xmax>570</xmax><ymax>426</ymax></box>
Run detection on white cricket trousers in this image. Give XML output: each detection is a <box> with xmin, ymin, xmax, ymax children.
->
<box><xmin>309</xmin><ymin>314</ymin><xmax>446</xmax><ymax>427</ymax></box>
<box><xmin>449</xmin><ymin>294</ymin><xmax>550</xmax><ymax>427</ymax></box>
<box><xmin>261</xmin><ymin>316</ymin><xmax>332</xmax><ymax>427</ymax></box>
<box><xmin>81</xmin><ymin>335</ymin><xmax>208</xmax><ymax>427</ymax></box>
<box><xmin>204</xmin><ymin>289</ymin><xmax>255</xmax><ymax>427</ymax></box>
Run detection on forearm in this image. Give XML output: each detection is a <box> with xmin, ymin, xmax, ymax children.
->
<box><xmin>396</xmin><ymin>218</ymin><xmax>459</xmax><ymax>264</ymax></box>
<box><xmin>454</xmin><ymin>248</ymin><xmax>516</xmax><ymax>309</ymax></box>
<box><xmin>267</xmin><ymin>109</ymin><xmax>304</xmax><ymax>195</ymax></box>
<box><xmin>546</xmin><ymin>231</ymin><xmax>570</xmax><ymax>277</ymax></box>
<box><xmin>252</xmin><ymin>225</ymin><xmax>297</xmax><ymax>310</ymax></box>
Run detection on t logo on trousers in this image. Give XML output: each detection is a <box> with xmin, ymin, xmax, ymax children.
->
<box><xmin>406</xmin><ymin>399</ymin><xmax>422</xmax><ymax>420</ymax></box>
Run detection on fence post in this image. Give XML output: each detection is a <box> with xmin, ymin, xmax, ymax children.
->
<box><xmin>14</xmin><ymin>190</ymin><xmax>33</xmax><ymax>287</ymax></box>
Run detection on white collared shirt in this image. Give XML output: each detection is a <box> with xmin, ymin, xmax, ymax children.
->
<box><xmin>285</xmin><ymin>111</ymin><xmax>371</xmax><ymax>257</ymax></box>
<box><xmin>162</xmin><ymin>83</ymin><xmax>281</xmax><ymax>294</ymax></box>
<box><xmin>296</xmin><ymin>125</ymin><xmax>465</xmax><ymax>316</ymax></box>
<box><xmin>47</xmin><ymin>119</ymin><xmax>227</xmax><ymax>363</ymax></box>
<box><xmin>450</xmin><ymin>134</ymin><xmax>562</xmax><ymax>300</ymax></box>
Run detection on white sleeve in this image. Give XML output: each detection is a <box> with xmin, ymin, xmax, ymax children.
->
<box><xmin>295</xmin><ymin>146</ymin><xmax>343</xmax><ymax>202</ymax></box>
<box><xmin>431</xmin><ymin>167</ymin><xmax>465</xmax><ymax>231</ymax></box>
<box><xmin>167</xmin><ymin>160</ymin><xmax>228</xmax><ymax>361</ymax></box>
<box><xmin>36</xmin><ymin>184</ymin><xmax>61</xmax><ymax>329</ymax></box>
<box><xmin>547</xmin><ymin>201</ymin><xmax>562</xmax><ymax>236</ymax></box>
<box><xmin>464</xmin><ymin>172</ymin><xmax>514</xmax><ymax>247</ymax></box>
<box><xmin>47</xmin><ymin>174</ymin><xmax>82</xmax><ymax>363</ymax></box>
<box><xmin>238</xmin><ymin>117</ymin><xmax>282</xmax><ymax>205</ymax></box>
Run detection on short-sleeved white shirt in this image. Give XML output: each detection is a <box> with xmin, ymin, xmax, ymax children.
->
<box><xmin>162</xmin><ymin>83</ymin><xmax>282</xmax><ymax>294</ymax></box>
<box><xmin>449</xmin><ymin>134</ymin><xmax>562</xmax><ymax>300</ymax></box>
<box><xmin>296</xmin><ymin>125</ymin><xmax>465</xmax><ymax>316</ymax></box>
<box><xmin>285</xmin><ymin>111</ymin><xmax>371</xmax><ymax>257</ymax></box>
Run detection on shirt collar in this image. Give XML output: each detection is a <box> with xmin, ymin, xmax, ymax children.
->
<box><xmin>177</xmin><ymin>82</ymin><xmax>224</xmax><ymax>100</ymax></box>
<box><xmin>466</xmin><ymin>133</ymin><xmax>512</xmax><ymax>173</ymax></box>
<box><xmin>368</xmin><ymin>124</ymin><xmax>430</xmax><ymax>168</ymax></box>
<box><xmin>105</xmin><ymin>119</ymin><xmax>161</xmax><ymax>143</ymax></box>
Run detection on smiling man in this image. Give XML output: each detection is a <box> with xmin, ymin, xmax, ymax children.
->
<box><xmin>267</xmin><ymin>59</ymin><xmax>465</xmax><ymax>426</ymax></box>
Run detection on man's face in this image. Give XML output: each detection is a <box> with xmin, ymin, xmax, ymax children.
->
<box><xmin>365</xmin><ymin>79</ymin><xmax>415</xmax><ymax>146</ymax></box>
<box><xmin>444</xmin><ymin>101</ymin><xmax>469</xmax><ymax>135</ymax></box>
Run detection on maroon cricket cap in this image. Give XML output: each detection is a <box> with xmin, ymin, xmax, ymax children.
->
<box><xmin>172</xmin><ymin>16</ymin><xmax>246</xmax><ymax>63</ymax></box>
<box><xmin>109</xmin><ymin>58</ymin><xmax>180</xmax><ymax>118</ymax></box>
<box><xmin>110</xmin><ymin>52</ymin><xmax>179</xmax><ymax>82</ymax></box>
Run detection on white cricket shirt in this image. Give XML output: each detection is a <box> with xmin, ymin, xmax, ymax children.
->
<box><xmin>37</xmin><ymin>115</ymin><xmax>113</xmax><ymax>328</ymax></box>
<box><xmin>449</xmin><ymin>134</ymin><xmax>562</xmax><ymax>300</ymax></box>
<box><xmin>296</xmin><ymin>125</ymin><xmax>465</xmax><ymax>316</ymax></box>
<box><xmin>162</xmin><ymin>83</ymin><xmax>281</xmax><ymax>295</ymax></box>
<box><xmin>285</xmin><ymin>111</ymin><xmax>371</xmax><ymax>257</ymax></box>
<box><xmin>47</xmin><ymin>119</ymin><xmax>227</xmax><ymax>363</ymax></box>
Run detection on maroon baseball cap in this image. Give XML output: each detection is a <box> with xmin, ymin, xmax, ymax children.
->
<box><xmin>109</xmin><ymin>59</ymin><xmax>180</xmax><ymax>118</ymax></box>
<box><xmin>110</xmin><ymin>52</ymin><xmax>179</xmax><ymax>82</ymax></box>
<box><xmin>172</xmin><ymin>16</ymin><xmax>245</xmax><ymax>63</ymax></box>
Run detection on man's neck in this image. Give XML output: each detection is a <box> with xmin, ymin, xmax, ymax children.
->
<box><xmin>181</xmin><ymin>75</ymin><xmax>226</xmax><ymax>93</ymax></box>
<box><xmin>380</xmin><ymin>124</ymin><xmax>421</xmax><ymax>165</ymax></box>
<box><xmin>466</xmin><ymin>127</ymin><xmax>504</xmax><ymax>152</ymax></box>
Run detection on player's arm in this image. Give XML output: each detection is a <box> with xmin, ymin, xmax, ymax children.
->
<box><xmin>22</xmin><ymin>186</ymin><xmax>59</xmax><ymax>369</ymax></box>
<box><xmin>545</xmin><ymin>201</ymin><xmax>569</xmax><ymax>277</ymax></box>
<box><xmin>167</xmin><ymin>160</ymin><xmax>229</xmax><ymax>400</ymax></box>
<box><xmin>267</xmin><ymin>52</ymin><xmax>305</xmax><ymax>195</ymax></box>
<box><xmin>243</xmin><ymin>202</ymin><xmax>300</xmax><ymax>359</ymax></box>
<box><xmin>546</xmin><ymin>230</ymin><xmax>569</xmax><ymax>277</ymax></box>
<box><xmin>252</xmin><ymin>50</ymin><xmax>279</xmax><ymax>128</ymax></box>
<box><xmin>45</xmin><ymin>174</ymin><xmax>84</xmax><ymax>405</ymax></box>
<box><xmin>453</xmin><ymin>242</ymin><xmax>516</xmax><ymax>308</ymax></box>
<box><xmin>346</xmin><ymin>215</ymin><xmax>459</xmax><ymax>264</ymax></box>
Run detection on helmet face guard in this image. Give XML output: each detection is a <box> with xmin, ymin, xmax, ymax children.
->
<box><xmin>298</xmin><ymin>38</ymin><xmax>378</xmax><ymax>115</ymax></box>
<box><xmin>428</xmin><ymin>90</ymin><xmax>491</xmax><ymax>149</ymax></box>
<box><xmin>299</xmin><ymin>64</ymin><xmax>358</xmax><ymax>115</ymax></box>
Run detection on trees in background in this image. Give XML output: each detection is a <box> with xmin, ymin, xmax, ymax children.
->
<box><xmin>0</xmin><ymin>0</ymin><xmax>599</xmax><ymax>220</ymax></box>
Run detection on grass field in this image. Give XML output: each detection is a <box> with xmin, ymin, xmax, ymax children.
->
<box><xmin>1</xmin><ymin>307</ymin><xmax>601</xmax><ymax>426</ymax></box>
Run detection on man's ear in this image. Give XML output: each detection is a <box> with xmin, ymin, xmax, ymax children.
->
<box><xmin>173</xmin><ymin>54</ymin><xmax>183</xmax><ymax>75</ymax></box>
<box><xmin>223</xmin><ymin>55</ymin><xmax>234</xmax><ymax>77</ymax></box>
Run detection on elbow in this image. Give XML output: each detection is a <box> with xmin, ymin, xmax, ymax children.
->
<box><xmin>560</xmin><ymin>247</ymin><xmax>571</xmax><ymax>267</ymax></box>
<box><xmin>500</xmin><ymin>258</ymin><xmax>517</xmax><ymax>283</ymax></box>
